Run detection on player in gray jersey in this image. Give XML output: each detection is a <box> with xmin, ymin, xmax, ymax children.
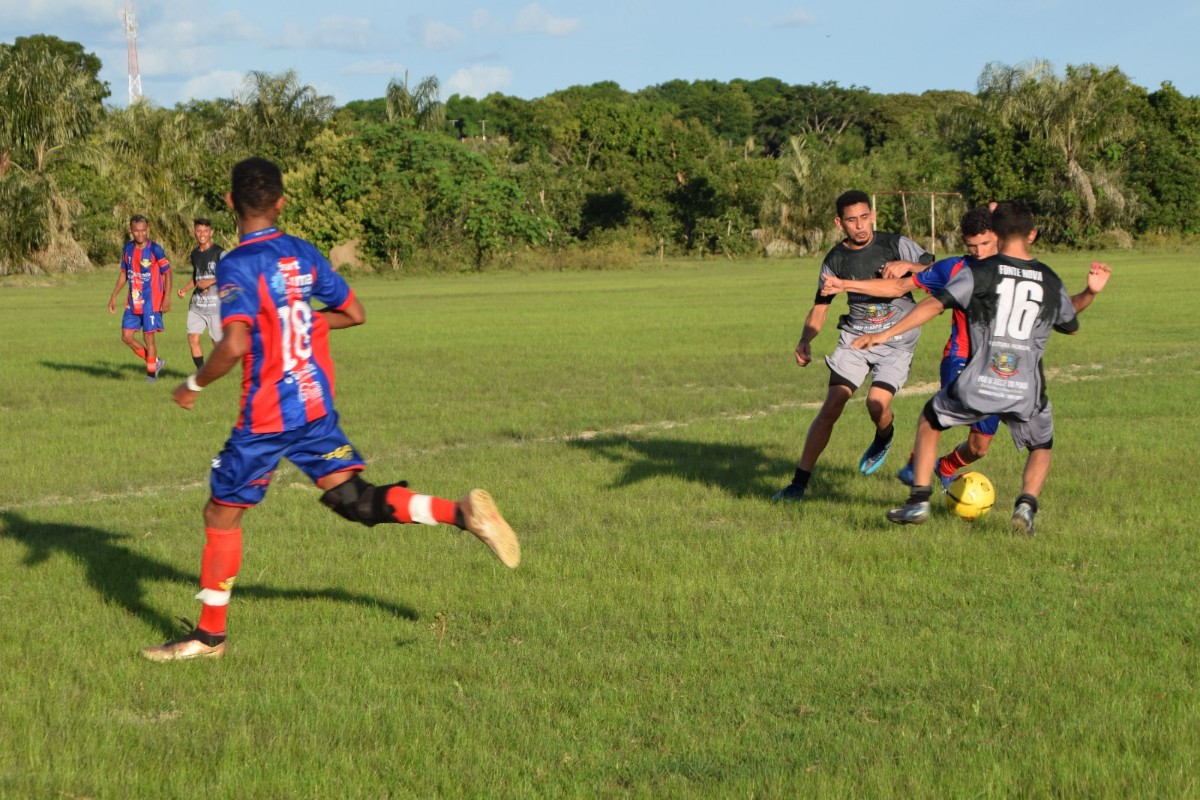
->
<box><xmin>176</xmin><ymin>218</ymin><xmax>225</xmax><ymax>369</ymax></box>
<box><xmin>772</xmin><ymin>190</ymin><xmax>933</xmax><ymax>503</ymax></box>
<box><xmin>852</xmin><ymin>201</ymin><xmax>1099</xmax><ymax>535</ymax></box>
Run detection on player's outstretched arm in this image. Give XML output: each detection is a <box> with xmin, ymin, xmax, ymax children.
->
<box><xmin>1071</xmin><ymin>262</ymin><xmax>1111</xmax><ymax>313</ymax></box>
<box><xmin>881</xmin><ymin>260</ymin><xmax>924</xmax><ymax>279</ymax></box>
<box><xmin>821</xmin><ymin>275</ymin><xmax>915</xmax><ymax>298</ymax></box>
<box><xmin>172</xmin><ymin>321</ymin><xmax>249</xmax><ymax>410</ymax></box>
<box><xmin>851</xmin><ymin>296</ymin><xmax>945</xmax><ymax>350</ymax></box>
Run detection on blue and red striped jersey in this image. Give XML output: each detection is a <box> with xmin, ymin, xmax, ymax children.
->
<box><xmin>120</xmin><ymin>240</ymin><xmax>171</xmax><ymax>314</ymax></box>
<box><xmin>217</xmin><ymin>227</ymin><xmax>354</xmax><ymax>434</ymax></box>
<box><xmin>912</xmin><ymin>255</ymin><xmax>971</xmax><ymax>360</ymax></box>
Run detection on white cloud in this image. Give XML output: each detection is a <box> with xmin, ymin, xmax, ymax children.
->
<box><xmin>0</xmin><ymin>0</ymin><xmax>116</xmax><ymax>24</ymax></box>
<box><xmin>178</xmin><ymin>69</ymin><xmax>244</xmax><ymax>102</ymax></box>
<box><xmin>446</xmin><ymin>64</ymin><xmax>513</xmax><ymax>98</ymax></box>
<box><xmin>276</xmin><ymin>16</ymin><xmax>378</xmax><ymax>51</ymax></box>
<box><xmin>415</xmin><ymin>18</ymin><xmax>464</xmax><ymax>50</ymax></box>
<box><xmin>470</xmin><ymin>9</ymin><xmax>495</xmax><ymax>31</ymax></box>
<box><xmin>514</xmin><ymin>3</ymin><xmax>581</xmax><ymax>37</ymax></box>
<box><xmin>772</xmin><ymin>9</ymin><xmax>819</xmax><ymax>28</ymax></box>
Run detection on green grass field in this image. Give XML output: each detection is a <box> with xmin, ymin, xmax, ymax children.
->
<box><xmin>2</xmin><ymin>253</ymin><xmax>1197</xmax><ymax>798</ymax></box>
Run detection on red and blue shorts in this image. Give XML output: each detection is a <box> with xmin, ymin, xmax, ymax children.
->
<box><xmin>122</xmin><ymin>307</ymin><xmax>164</xmax><ymax>333</ymax></box>
<box><xmin>210</xmin><ymin>412</ymin><xmax>367</xmax><ymax>507</ymax></box>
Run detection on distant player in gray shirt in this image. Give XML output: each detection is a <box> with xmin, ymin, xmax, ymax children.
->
<box><xmin>853</xmin><ymin>201</ymin><xmax>1098</xmax><ymax>535</ymax></box>
<box><xmin>772</xmin><ymin>190</ymin><xmax>933</xmax><ymax>503</ymax></box>
<box><xmin>176</xmin><ymin>218</ymin><xmax>225</xmax><ymax>369</ymax></box>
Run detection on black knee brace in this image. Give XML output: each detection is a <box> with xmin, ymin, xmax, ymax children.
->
<box><xmin>320</xmin><ymin>475</ymin><xmax>407</xmax><ymax>527</ymax></box>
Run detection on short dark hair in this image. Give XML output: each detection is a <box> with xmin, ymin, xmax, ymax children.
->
<box><xmin>990</xmin><ymin>200</ymin><xmax>1036</xmax><ymax>240</ymax></box>
<box><xmin>960</xmin><ymin>206</ymin><xmax>993</xmax><ymax>238</ymax></box>
<box><xmin>230</xmin><ymin>157</ymin><xmax>284</xmax><ymax>216</ymax></box>
<box><xmin>129</xmin><ymin>214</ymin><xmax>148</xmax><ymax>226</ymax></box>
<box><xmin>836</xmin><ymin>190</ymin><xmax>871</xmax><ymax>218</ymax></box>
<box><xmin>193</xmin><ymin>217</ymin><xmax>213</xmax><ymax>228</ymax></box>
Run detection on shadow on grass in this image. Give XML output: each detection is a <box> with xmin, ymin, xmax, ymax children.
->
<box><xmin>567</xmin><ymin>434</ymin><xmax>800</xmax><ymax>499</ymax></box>
<box><xmin>39</xmin><ymin>360</ymin><xmax>186</xmax><ymax>381</ymax></box>
<box><xmin>0</xmin><ymin>511</ymin><xmax>418</xmax><ymax>638</ymax></box>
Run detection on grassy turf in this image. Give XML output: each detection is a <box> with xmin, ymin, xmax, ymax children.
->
<box><xmin>1</xmin><ymin>253</ymin><xmax>1197</xmax><ymax>797</ymax></box>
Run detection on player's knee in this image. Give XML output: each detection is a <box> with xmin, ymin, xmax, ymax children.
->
<box><xmin>966</xmin><ymin>435</ymin><xmax>993</xmax><ymax>459</ymax></box>
<box><xmin>320</xmin><ymin>475</ymin><xmax>406</xmax><ymax>527</ymax></box>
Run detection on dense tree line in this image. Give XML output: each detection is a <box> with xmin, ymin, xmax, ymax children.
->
<box><xmin>2</xmin><ymin>34</ymin><xmax>1199</xmax><ymax>275</ymax></box>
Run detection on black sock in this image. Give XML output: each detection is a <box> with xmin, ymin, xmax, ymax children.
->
<box><xmin>193</xmin><ymin>627</ymin><xmax>226</xmax><ymax>646</ymax></box>
<box><xmin>791</xmin><ymin>468</ymin><xmax>811</xmax><ymax>489</ymax></box>
<box><xmin>874</xmin><ymin>422</ymin><xmax>895</xmax><ymax>447</ymax></box>
<box><xmin>1015</xmin><ymin>493</ymin><xmax>1039</xmax><ymax>513</ymax></box>
<box><xmin>907</xmin><ymin>485</ymin><xmax>933</xmax><ymax>504</ymax></box>
<box><xmin>193</xmin><ymin>355</ymin><xmax>204</xmax><ymax>368</ymax></box>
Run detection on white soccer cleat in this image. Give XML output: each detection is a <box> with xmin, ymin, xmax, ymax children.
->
<box><xmin>457</xmin><ymin>489</ymin><xmax>521</xmax><ymax>568</ymax></box>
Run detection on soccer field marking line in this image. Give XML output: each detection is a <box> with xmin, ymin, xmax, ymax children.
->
<box><xmin>0</xmin><ymin>356</ymin><xmax>1174</xmax><ymax>513</ymax></box>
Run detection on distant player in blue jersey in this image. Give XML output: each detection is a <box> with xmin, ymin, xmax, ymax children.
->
<box><xmin>143</xmin><ymin>157</ymin><xmax>520</xmax><ymax>662</ymax></box>
<box><xmin>107</xmin><ymin>214</ymin><xmax>172</xmax><ymax>382</ymax></box>
<box><xmin>822</xmin><ymin>205</ymin><xmax>1109</xmax><ymax>489</ymax></box>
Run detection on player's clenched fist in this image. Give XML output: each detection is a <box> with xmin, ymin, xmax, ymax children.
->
<box><xmin>794</xmin><ymin>339</ymin><xmax>813</xmax><ymax>366</ymax></box>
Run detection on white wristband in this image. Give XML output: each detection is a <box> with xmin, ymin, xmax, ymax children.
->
<box><xmin>186</xmin><ymin>374</ymin><xmax>203</xmax><ymax>392</ymax></box>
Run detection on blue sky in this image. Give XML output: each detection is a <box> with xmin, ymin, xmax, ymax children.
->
<box><xmin>3</xmin><ymin>0</ymin><xmax>1198</xmax><ymax>107</ymax></box>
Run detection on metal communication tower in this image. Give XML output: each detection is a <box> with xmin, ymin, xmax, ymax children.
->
<box><xmin>121</xmin><ymin>0</ymin><xmax>142</xmax><ymax>104</ymax></box>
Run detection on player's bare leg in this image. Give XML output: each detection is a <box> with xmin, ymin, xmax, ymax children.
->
<box><xmin>772</xmin><ymin>385</ymin><xmax>852</xmax><ymax>502</ymax></box>
<box><xmin>143</xmin><ymin>331</ymin><xmax>162</xmax><ymax>381</ymax></box>
<box><xmin>859</xmin><ymin>386</ymin><xmax>896</xmax><ymax>475</ymax></box>
<box><xmin>933</xmin><ymin>429</ymin><xmax>995</xmax><ymax>488</ymax></box>
<box><xmin>188</xmin><ymin>333</ymin><xmax>205</xmax><ymax>368</ymax></box>
<box><xmin>120</xmin><ymin>328</ymin><xmax>147</xmax><ymax>359</ymax></box>
<box><xmin>887</xmin><ymin>415</ymin><xmax>942</xmax><ymax>525</ymax></box>
<box><xmin>1011</xmin><ymin>447</ymin><xmax>1052</xmax><ymax>536</ymax></box>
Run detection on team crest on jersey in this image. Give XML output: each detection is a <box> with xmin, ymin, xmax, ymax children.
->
<box><xmin>863</xmin><ymin>304</ymin><xmax>896</xmax><ymax>325</ymax></box>
<box><xmin>140</xmin><ymin>257</ymin><xmax>152</xmax><ymax>268</ymax></box>
<box><xmin>991</xmin><ymin>352</ymin><xmax>1020</xmax><ymax>378</ymax></box>
<box><xmin>219</xmin><ymin>283</ymin><xmax>242</xmax><ymax>304</ymax></box>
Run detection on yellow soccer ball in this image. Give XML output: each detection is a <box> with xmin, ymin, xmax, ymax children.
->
<box><xmin>945</xmin><ymin>471</ymin><xmax>995</xmax><ymax>521</ymax></box>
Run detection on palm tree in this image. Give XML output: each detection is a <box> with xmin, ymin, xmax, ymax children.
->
<box><xmin>976</xmin><ymin>60</ymin><xmax>1135</xmax><ymax>224</ymax></box>
<box><xmin>230</xmin><ymin>70</ymin><xmax>336</xmax><ymax>168</ymax></box>
<box><xmin>0</xmin><ymin>36</ymin><xmax>107</xmax><ymax>272</ymax></box>
<box><xmin>385</xmin><ymin>72</ymin><xmax>446</xmax><ymax>131</ymax></box>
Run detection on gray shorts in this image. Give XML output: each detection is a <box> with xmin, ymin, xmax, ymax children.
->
<box><xmin>187</xmin><ymin>304</ymin><xmax>223</xmax><ymax>340</ymax></box>
<box><xmin>928</xmin><ymin>389</ymin><xmax>1054</xmax><ymax>451</ymax></box>
<box><xmin>824</xmin><ymin>331</ymin><xmax>915</xmax><ymax>393</ymax></box>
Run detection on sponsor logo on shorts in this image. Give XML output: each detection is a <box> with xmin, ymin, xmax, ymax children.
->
<box><xmin>211</xmin><ymin>456</ymin><xmax>222</xmax><ymax>469</ymax></box>
<box><xmin>219</xmin><ymin>283</ymin><xmax>242</xmax><ymax>304</ymax></box>
<box><xmin>990</xmin><ymin>352</ymin><xmax>1020</xmax><ymax>378</ymax></box>
<box><xmin>322</xmin><ymin>444</ymin><xmax>355</xmax><ymax>461</ymax></box>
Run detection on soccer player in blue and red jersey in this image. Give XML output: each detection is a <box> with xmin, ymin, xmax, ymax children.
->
<box><xmin>107</xmin><ymin>214</ymin><xmax>172</xmax><ymax>382</ymax></box>
<box><xmin>143</xmin><ymin>157</ymin><xmax>520</xmax><ymax>662</ymax></box>
<box><xmin>822</xmin><ymin>205</ymin><xmax>1109</xmax><ymax>489</ymax></box>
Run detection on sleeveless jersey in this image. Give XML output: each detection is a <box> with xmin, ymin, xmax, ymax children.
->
<box><xmin>217</xmin><ymin>227</ymin><xmax>354</xmax><ymax>434</ymax></box>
